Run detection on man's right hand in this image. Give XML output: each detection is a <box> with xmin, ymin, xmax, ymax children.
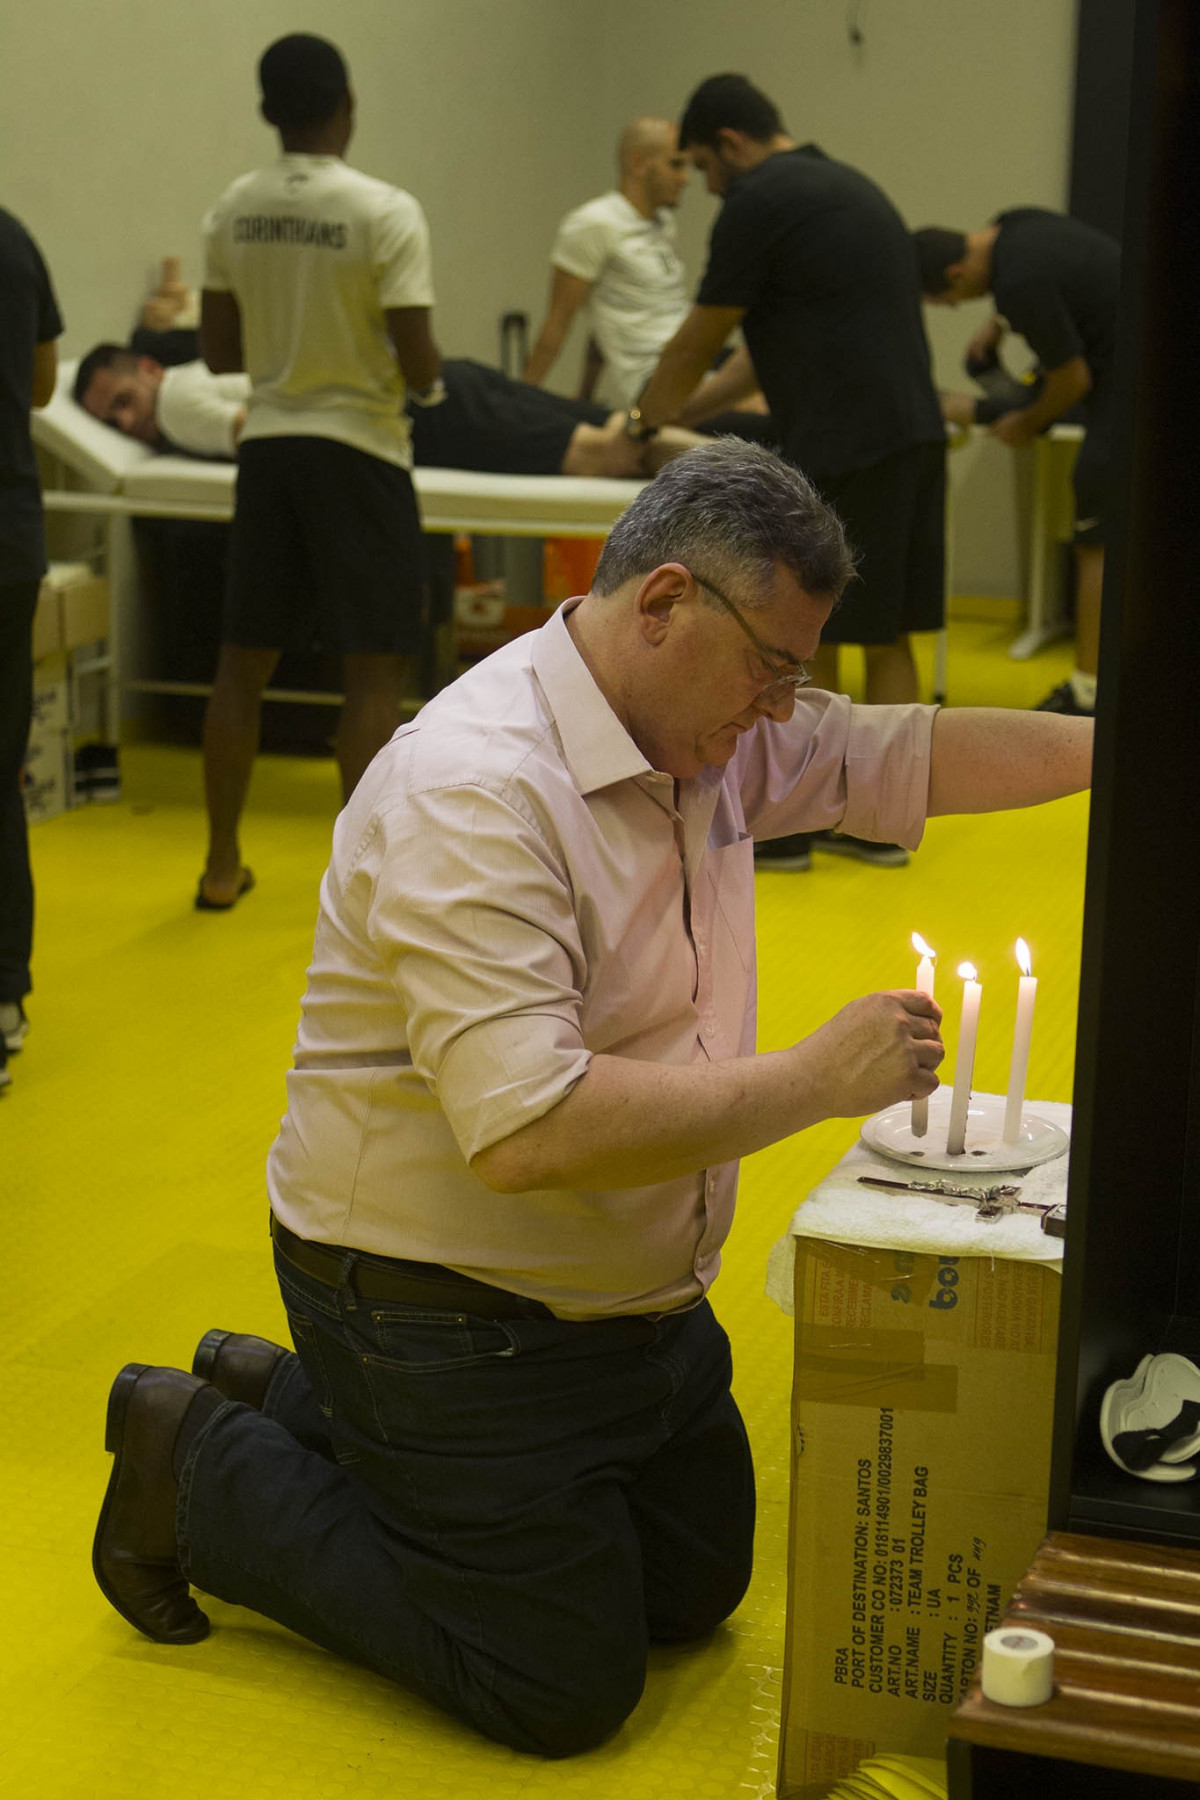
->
<box><xmin>800</xmin><ymin>990</ymin><xmax>944</xmax><ymax>1120</ymax></box>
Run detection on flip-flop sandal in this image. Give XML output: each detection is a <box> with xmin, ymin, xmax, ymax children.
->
<box><xmin>194</xmin><ymin>867</ymin><xmax>255</xmax><ymax>911</ymax></box>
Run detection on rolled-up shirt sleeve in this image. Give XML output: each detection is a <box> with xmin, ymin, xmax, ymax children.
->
<box><xmin>366</xmin><ymin>782</ymin><xmax>593</xmax><ymax>1162</ymax></box>
<box><xmin>738</xmin><ymin>687</ymin><xmax>938</xmax><ymax>848</ymax></box>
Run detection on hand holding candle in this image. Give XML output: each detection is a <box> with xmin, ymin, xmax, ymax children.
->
<box><xmin>1003</xmin><ymin>939</ymin><xmax>1038</xmax><ymax>1143</ymax></box>
<box><xmin>946</xmin><ymin>962</ymin><xmax>982</xmax><ymax>1155</ymax></box>
<box><xmin>910</xmin><ymin>932</ymin><xmax>937</xmax><ymax>1137</ymax></box>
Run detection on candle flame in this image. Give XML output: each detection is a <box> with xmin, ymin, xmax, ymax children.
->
<box><xmin>1016</xmin><ymin>937</ymin><xmax>1032</xmax><ymax>976</ymax></box>
<box><xmin>912</xmin><ymin>931</ymin><xmax>936</xmax><ymax>959</ymax></box>
<box><xmin>957</xmin><ymin>962</ymin><xmax>978</xmax><ymax>981</ymax></box>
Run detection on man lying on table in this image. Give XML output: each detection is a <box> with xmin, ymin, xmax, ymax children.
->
<box><xmin>93</xmin><ymin>440</ymin><xmax>1091</xmax><ymax>1759</ymax></box>
<box><xmin>73</xmin><ymin>344</ymin><xmax>723</xmax><ymax>477</ymax></box>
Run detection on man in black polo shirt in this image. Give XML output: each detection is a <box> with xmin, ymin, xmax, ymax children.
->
<box><xmin>0</xmin><ymin>208</ymin><xmax>63</xmax><ymax>1092</ymax></box>
<box><xmin>635</xmin><ymin>74</ymin><xmax>945</xmax><ymax>871</ymax></box>
<box><xmin>915</xmin><ymin>211</ymin><xmax>1120</xmax><ymax>717</ymax></box>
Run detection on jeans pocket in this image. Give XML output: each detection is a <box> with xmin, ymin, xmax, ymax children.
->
<box><xmin>366</xmin><ymin>1308</ymin><xmax>520</xmax><ymax>1373</ymax></box>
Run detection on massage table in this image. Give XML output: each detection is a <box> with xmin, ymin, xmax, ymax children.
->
<box><xmin>35</xmin><ymin>364</ymin><xmax>960</xmax><ymax>722</ymax></box>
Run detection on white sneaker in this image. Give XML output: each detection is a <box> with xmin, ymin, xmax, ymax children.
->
<box><xmin>0</xmin><ymin>1001</ymin><xmax>28</xmax><ymax>1053</ymax></box>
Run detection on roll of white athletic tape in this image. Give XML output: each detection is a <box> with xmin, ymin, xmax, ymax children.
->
<box><xmin>980</xmin><ymin>1626</ymin><xmax>1055</xmax><ymax>1706</ymax></box>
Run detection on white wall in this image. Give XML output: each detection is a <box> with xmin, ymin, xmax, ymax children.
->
<box><xmin>0</xmin><ymin>0</ymin><xmax>605</xmax><ymax>364</ymax></box>
<box><xmin>1</xmin><ymin>0</ymin><xmax>1081</xmax><ymax>595</ymax></box>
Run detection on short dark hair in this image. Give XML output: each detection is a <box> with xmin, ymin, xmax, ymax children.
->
<box><xmin>679</xmin><ymin>75</ymin><xmax>785</xmax><ymax>150</ymax></box>
<box><xmin>592</xmin><ymin>439</ymin><xmax>855</xmax><ymax>606</ymax></box>
<box><xmin>259</xmin><ymin>33</ymin><xmax>348</xmax><ymax>131</ymax></box>
<box><xmin>913</xmin><ymin>227</ymin><xmax>968</xmax><ymax>297</ymax></box>
<box><xmin>73</xmin><ymin>343</ymin><xmax>137</xmax><ymax>407</ymax></box>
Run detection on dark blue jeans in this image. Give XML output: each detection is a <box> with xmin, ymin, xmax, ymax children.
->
<box><xmin>178</xmin><ymin>1249</ymin><xmax>755</xmax><ymax>1756</ymax></box>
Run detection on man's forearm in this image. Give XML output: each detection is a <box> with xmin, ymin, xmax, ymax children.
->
<box><xmin>386</xmin><ymin>307</ymin><xmax>441</xmax><ymax>394</ymax></box>
<box><xmin>637</xmin><ymin>339</ymin><xmax>716</xmax><ymax>429</ymax></box>
<box><xmin>523</xmin><ymin>332</ymin><xmax>562</xmax><ymax>387</ymax></box>
<box><xmin>637</xmin><ymin>305</ymin><xmax>745</xmax><ymax>428</ymax></box>
<box><xmin>675</xmin><ymin>346</ymin><xmax>760</xmax><ymax>426</ymax></box>
<box><xmin>927</xmin><ymin>708</ymin><xmax>1093</xmax><ymax>815</ymax></box>
<box><xmin>200</xmin><ymin>290</ymin><xmax>244</xmax><ymax>373</ymax></box>
<box><xmin>993</xmin><ymin>358</ymin><xmax>1091</xmax><ymax>444</ymax></box>
<box><xmin>471</xmin><ymin>989</ymin><xmax>942</xmax><ymax>1193</ymax></box>
<box><xmin>472</xmin><ymin>1047</ymin><xmax>820</xmax><ymax>1193</ymax></box>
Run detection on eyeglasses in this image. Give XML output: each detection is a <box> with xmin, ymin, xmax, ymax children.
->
<box><xmin>690</xmin><ymin>571</ymin><xmax>813</xmax><ymax>698</ymax></box>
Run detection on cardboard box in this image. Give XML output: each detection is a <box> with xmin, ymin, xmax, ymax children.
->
<box><xmin>24</xmin><ymin>654</ymin><xmax>73</xmax><ymax>822</ymax></box>
<box><xmin>32</xmin><ymin>584</ymin><xmax>60</xmax><ymax>661</ymax></box>
<box><xmin>30</xmin><ymin>652</ymin><xmax>69</xmax><ymax>733</ymax></box>
<box><xmin>58</xmin><ymin>572</ymin><xmax>108</xmax><ymax>648</ymax></box>
<box><xmin>453</xmin><ymin>583</ymin><xmax>552</xmax><ymax>658</ymax></box>
<box><xmin>23</xmin><ymin>726</ymin><xmax>71</xmax><ymax>823</ymax></box>
<box><xmin>778</xmin><ymin>1238</ymin><xmax>1059</xmax><ymax>1798</ymax></box>
<box><xmin>36</xmin><ymin>563</ymin><xmax>109</xmax><ymax>654</ymax></box>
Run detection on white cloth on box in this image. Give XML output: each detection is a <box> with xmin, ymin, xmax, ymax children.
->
<box><xmin>41</xmin><ymin>561</ymin><xmax>94</xmax><ymax>590</ymax></box>
<box><xmin>765</xmin><ymin>1095</ymin><xmax>1070</xmax><ymax>1314</ymax></box>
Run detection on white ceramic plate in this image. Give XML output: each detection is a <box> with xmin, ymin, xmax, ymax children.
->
<box><xmin>861</xmin><ymin>1088</ymin><xmax>1069</xmax><ymax>1173</ymax></box>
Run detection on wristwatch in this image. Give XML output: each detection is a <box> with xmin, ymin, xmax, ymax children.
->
<box><xmin>624</xmin><ymin>405</ymin><xmax>659</xmax><ymax>442</ymax></box>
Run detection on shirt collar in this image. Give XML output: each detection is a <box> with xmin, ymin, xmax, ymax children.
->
<box><xmin>531</xmin><ymin>601</ymin><xmax>657</xmax><ymax>797</ymax></box>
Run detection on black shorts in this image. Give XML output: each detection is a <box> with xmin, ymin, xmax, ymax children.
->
<box><xmin>408</xmin><ymin>359</ymin><xmax>609</xmax><ymax>476</ymax></box>
<box><xmin>810</xmin><ymin>441</ymin><xmax>946</xmax><ymax>645</ymax></box>
<box><xmin>1072</xmin><ymin>441</ymin><xmax>1108</xmax><ymax>547</ymax></box>
<box><xmin>225</xmin><ymin>437</ymin><xmax>425</xmax><ymax>655</ymax></box>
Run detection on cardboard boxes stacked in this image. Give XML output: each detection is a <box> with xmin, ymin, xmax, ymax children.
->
<box><xmin>25</xmin><ymin>563</ymin><xmax>110</xmax><ymax>823</ymax></box>
<box><xmin>778</xmin><ymin>1237</ymin><xmax>1060</xmax><ymax>1798</ymax></box>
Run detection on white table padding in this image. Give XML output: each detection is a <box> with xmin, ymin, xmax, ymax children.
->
<box><xmin>765</xmin><ymin>1094</ymin><xmax>1071</xmax><ymax>1314</ymax></box>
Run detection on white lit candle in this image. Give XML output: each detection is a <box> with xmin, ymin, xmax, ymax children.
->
<box><xmin>946</xmin><ymin>962</ymin><xmax>982</xmax><ymax>1156</ymax></box>
<box><xmin>1002</xmin><ymin>938</ymin><xmax>1038</xmax><ymax>1144</ymax></box>
<box><xmin>910</xmin><ymin>932</ymin><xmax>937</xmax><ymax>1137</ymax></box>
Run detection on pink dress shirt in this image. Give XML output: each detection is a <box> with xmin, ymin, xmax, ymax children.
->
<box><xmin>268</xmin><ymin>601</ymin><xmax>936</xmax><ymax>1319</ymax></box>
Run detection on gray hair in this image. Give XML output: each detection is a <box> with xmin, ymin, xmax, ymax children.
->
<box><xmin>592</xmin><ymin>439</ymin><xmax>855</xmax><ymax>606</ymax></box>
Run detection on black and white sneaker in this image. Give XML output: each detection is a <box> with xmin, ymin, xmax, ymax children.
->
<box><xmin>753</xmin><ymin>834</ymin><xmax>813</xmax><ymax>873</ymax></box>
<box><xmin>74</xmin><ymin>742</ymin><xmax>122</xmax><ymax>802</ymax></box>
<box><xmin>813</xmin><ymin>831</ymin><xmax>909</xmax><ymax>868</ymax></box>
<box><xmin>1034</xmin><ymin>681</ymin><xmax>1094</xmax><ymax>717</ymax></box>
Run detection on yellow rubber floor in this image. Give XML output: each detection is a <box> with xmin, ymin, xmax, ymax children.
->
<box><xmin>2</xmin><ymin>604</ymin><xmax>1085</xmax><ymax>1799</ymax></box>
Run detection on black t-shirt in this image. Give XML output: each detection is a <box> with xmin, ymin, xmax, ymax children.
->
<box><xmin>696</xmin><ymin>145</ymin><xmax>942</xmax><ymax>478</ymax></box>
<box><xmin>990</xmin><ymin>208</ymin><xmax>1120</xmax><ymax>451</ymax></box>
<box><xmin>0</xmin><ymin>207</ymin><xmax>63</xmax><ymax>584</ymax></box>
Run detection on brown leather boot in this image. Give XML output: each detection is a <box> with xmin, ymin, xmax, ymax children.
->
<box><xmin>191</xmin><ymin>1329</ymin><xmax>289</xmax><ymax>1409</ymax></box>
<box><xmin>92</xmin><ymin>1364</ymin><xmax>223</xmax><ymax>1644</ymax></box>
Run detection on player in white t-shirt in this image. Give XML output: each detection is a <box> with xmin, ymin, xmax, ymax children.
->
<box><xmin>195</xmin><ymin>33</ymin><xmax>442</xmax><ymax>910</ymax></box>
<box><xmin>74</xmin><ymin>347</ymin><xmax>250</xmax><ymax>456</ymax></box>
<box><xmin>524</xmin><ymin>118</ymin><xmax>691</xmax><ymax>410</ymax></box>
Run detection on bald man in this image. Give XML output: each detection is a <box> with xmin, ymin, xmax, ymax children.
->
<box><xmin>524</xmin><ymin>117</ymin><xmax>690</xmax><ymax>409</ymax></box>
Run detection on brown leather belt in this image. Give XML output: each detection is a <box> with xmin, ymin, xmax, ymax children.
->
<box><xmin>270</xmin><ymin>1215</ymin><xmax>554</xmax><ymax>1320</ymax></box>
